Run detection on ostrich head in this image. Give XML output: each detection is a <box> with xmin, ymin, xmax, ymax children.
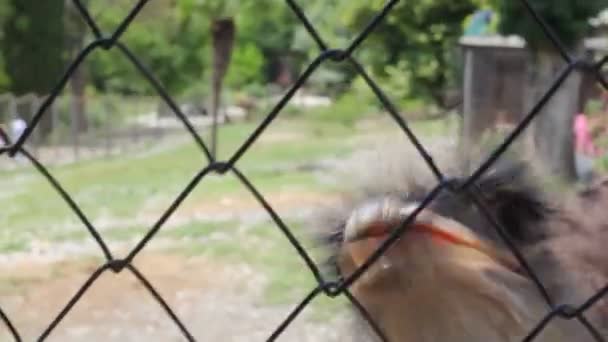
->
<box><xmin>318</xmin><ymin>141</ymin><xmax>608</xmax><ymax>342</ymax></box>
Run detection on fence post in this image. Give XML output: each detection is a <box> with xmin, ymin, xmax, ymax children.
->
<box><xmin>155</xmin><ymin>96</ymin><xmax>162</xmax><ymax>142</ymax></box>
<box><xmin>70</xmin><ymin>92</ymin><xmax>80</xmax><ymax>162</ymax></box>
<box><xmin>32</xmin><ymin>95</ymin><xmax>41</xmax><ymax>159</ymax></box>
<box><xmin>104</xmin><ymin>95</ymin><xmax>111</xmax><ymax>158</ymax></box>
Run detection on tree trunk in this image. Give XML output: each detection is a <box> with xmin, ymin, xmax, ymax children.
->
<box><xmin>4</xmin><ymin>0</ymin><xmax>65</xmax><ymax>139</ymax></box>
<box><xmin>525</xmin><ymin>49</ymin><xmax>580</xmax><ymax>182</ymax></box>
<box><xmin>70</xmin><ymin>63</ymin><xmax>88</xmax><ymax>133</ymax></box>
<box><xmin>210</xmin><ymin>17</ymin><xmax>235</xmax><ymax>157</ymax></box>
<box><xmin>38</xmin><ymin>99</ymin><xmax>54</xmax><ymax>140</ymax></box>
<box><xmin>66</xmin><ymin>0</ymin><xmax>88</xmax><ymax>133</ymax></box>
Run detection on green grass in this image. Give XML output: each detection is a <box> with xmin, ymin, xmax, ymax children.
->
<box><xmin>0</xmin><ymin>237</ymin><xmax>28</xmax><ymax>253</ymax></box>
<box><xmin>162</xmin><ymin>220</ymin><xmax>231</xmax><ymax>239</ymax></box>
<box><xmin>0</xmin><ymin>116</ymin><xmax>449</xmax><ymax>252</ymax></box>
<box><xmin>0</xmin><ymin>119</ymin><xmax>353</xmax><ymax>234</ymax></box>
<box><xmin>162</xmin><ymin>217</ymin><xmax>351</xmax><ymax>319</ymax></box>
<box><xmin>168</xmin><ymin>219</ymin><xmax>324</xmax><ymax>299</ymax></box>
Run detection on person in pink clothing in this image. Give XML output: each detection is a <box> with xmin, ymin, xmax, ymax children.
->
<box><xmin>574</xmin><ymin>113</ymin><xmax>598</xmax><ymax>182</ymax></box>
<box><xmin>574</xmin><ymin>113</ymin><xmax>597</xmax><ymax>156</ymax></box>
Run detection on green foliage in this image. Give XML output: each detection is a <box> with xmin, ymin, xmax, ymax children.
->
<box><xmin>497</xmin><ymin>0</ymin><xmax>605</xmax><ymax>49</ymax></box>
<box><xmin>0</xmin><ymin>2</ymin><xmax>12</xmax><ymax>91</ymax></box>
<box><xmin>380</xmin><ymin>60</ymin><xmax>414</xmax><ymax>101</ymax></box>
<box><xmin>585</xmin><ymin>99</ymin><xmax>604</xmax><ymax>116</ymax></box>
<box><xmin>3</xmin><ymin>0</ymin><xmax>65</xmax><ymax>95</ymax></box>
<box><xmin>235</xmin><ymin>0</ymin><xmax>302</xmax><ymax>83</ymax></box>
<box><xmin>87</xmin><ymin>2</ymin><xmax>209</xmax><ymax>95</ymax></box>
<box><xmin>307</xmin><ymin>92</ymin><xmax>377</xmax><ymax>126</ymax></box>
<box><xmin>225</xmin><ymin>43</ymin><xmax>264</xmax><ymax>88</ymax></box>
<box><xmin>82</xmin><ymin>0</ymin><xmax>299</xmax><ymax>97</ymax></box>
<box><xmin>0</xmin><ymin>1</ymin><xmax>485</xmax><ymax>107</ymax></box>
<box><xmin>179</xmin><ymin>0</ymin><xmax>239</xmax><ymax>19</ymax></box>
<box><xmin>307</xmin><ymin>0</ymin><xmax>477</xmax><ymax>106</ymax></box>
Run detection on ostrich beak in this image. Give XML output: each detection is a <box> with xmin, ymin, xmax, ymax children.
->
<box><xmin>343</xmin><ymin>197</ymin><xmax>521</xmax><ymax>274</ymax></box>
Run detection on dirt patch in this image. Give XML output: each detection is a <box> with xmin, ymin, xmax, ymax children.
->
<box><xmin>177</xmin><ymin>191</ymin><xmax>342</xmax><ymax>218</ymax></box>
<box><xmin>0</xmin><ymin>252</ymin><xmax>349</xmax><ymax>341</ymax></box>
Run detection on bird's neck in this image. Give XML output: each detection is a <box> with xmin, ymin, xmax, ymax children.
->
<box><xmin>357</xmin><ymin>273</ymin><xmax>586</xmax><ymax>342</ymax></box>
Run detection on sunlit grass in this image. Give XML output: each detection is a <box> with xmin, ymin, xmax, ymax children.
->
<box><xmin>0</xmin><ymin>116</ymin><xmax>449</xmax><ymax>254</ymax></box>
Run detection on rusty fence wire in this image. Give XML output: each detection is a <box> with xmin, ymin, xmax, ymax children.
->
<box><xmin>0</xmin><ymin>0</ymin><xmax>607</xmax><ymax>341</ymax></box>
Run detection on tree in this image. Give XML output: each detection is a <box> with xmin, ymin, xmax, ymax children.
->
<box><xmin>64</xmin><ymin>0</ymin><xmax>90</xmax><ymax>132</ymax></box>
<box><xmin>235</xmin><ymin>1</ymin><xmax>300</xmax><ymax>88</ymax></box>
<box><xmin>176</xmin><ymin>0</ymin><xmax>297</xmax><ymax>155</ymax></box>
<box><xmin>3</xmin><ymin>0</ymin><xmax>65</xmax><ymax>136</ymax></box>
<box><xmin>315</xmin><ymin>0</ymin><xmax>477</xmax><ymax>107</ymax></box>
<box><xmin>210</xmin><ymin>17</ymin><xmax>235</xmax><ymax>127</ymax></box>
<box><xmin>0</xmin><ymin>2</ymin><xmax>13</xmax><ymax>92</ymax></box>
<box><xmin>82</xmin><ymin>1</ymin><xmax>296</xmax><ymax>98</ymax></box>
<box><xmin>182</xmin><ymin>1</ymin><xmax>237</xmax><ymax>156</ymax></box>
<box><xmin>86</xmin><ymin>1</ymin><xmax>209</xmax><ymax>95</ymax></box>
<box><xmin>497</xmin><ymin>0</ymin><xmax>604</xmax><ymax>182</ymax></box>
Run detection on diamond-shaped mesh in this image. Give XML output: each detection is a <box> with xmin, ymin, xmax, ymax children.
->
<box><xmin>0</xmin><ymin>0</ymin><xmax>607</xmax><ymax>341</ymax></box>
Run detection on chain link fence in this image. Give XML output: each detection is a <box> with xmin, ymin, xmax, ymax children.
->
<box><xmin>0</xmin><ymin>0</ymin><xmax>607</xmax><ymax>341</ymax></box>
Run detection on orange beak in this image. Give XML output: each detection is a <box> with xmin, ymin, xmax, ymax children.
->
<box><xmin>344</xmin><ymin>200</ymin><xmax>521</xmax><ymax>274</ymax></box>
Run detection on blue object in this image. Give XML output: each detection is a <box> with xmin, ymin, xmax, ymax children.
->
<box><xmin>464</xmin><ymin>10</ymin><xmax>493</xmax><ymax>36</ymax></box>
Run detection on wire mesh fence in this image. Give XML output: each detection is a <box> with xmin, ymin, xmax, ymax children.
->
<box><xmin>0</xmin><ymin>0</ymin><xmax>607</xmax><ymax>341</ymax></box>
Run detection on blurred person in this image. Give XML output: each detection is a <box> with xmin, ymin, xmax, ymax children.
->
<box><xmin>10</xmin><ymin>116</ymin><xmax>27</xmax><ymax>162</ymax></box>
<box><xmin>574</xmin><ymin>112</ymin><xmax>598</xmax><ymax>182</ymax></box>
<box><xmin>10</xmin><ymin>116</ymin><xmax>26</xmax><ymax>142</ymax></box>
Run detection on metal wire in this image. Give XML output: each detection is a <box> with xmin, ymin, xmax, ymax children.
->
<box><xmin>0</xmin><ymin>0</ymin><xmax>607</xmax><ymax>341</ymax></box>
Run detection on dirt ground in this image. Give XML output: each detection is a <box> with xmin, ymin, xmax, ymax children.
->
<box><xmin>0</xmin><ymin>183</ymin><xmax>354</xmax><ymax>341</ymax></box>
<box><xmin>0</xmin><ymin>133</ymin><xmax>357</xmax><ymax>340</ymax></box>
<box><xmin>0</xmin><ymin>252</ymin><xmax>350</xmax><ymax>341</ymax></box>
